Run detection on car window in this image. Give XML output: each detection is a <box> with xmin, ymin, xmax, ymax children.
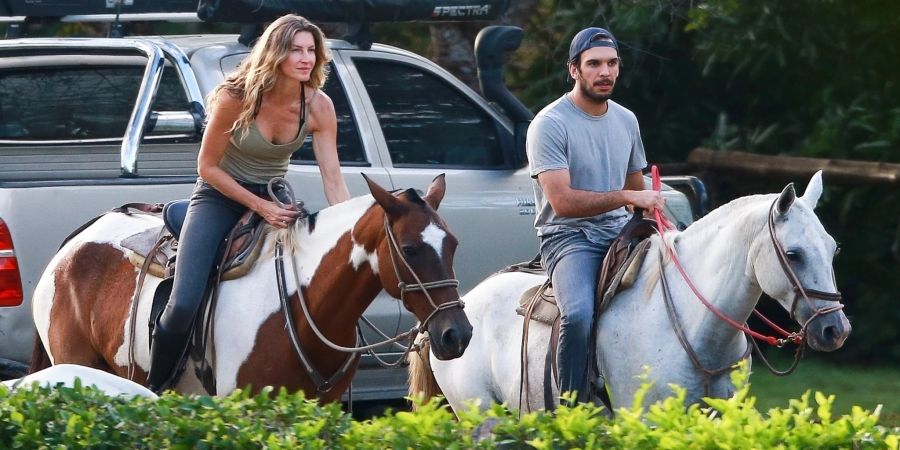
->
<box><xmin>353</xmin><ymin>58</ymin><xmax>505</xmax><ymax>168</ymax></box>
<box><xmin>290</xmin><ymin>69</ymin><xmax>366</xmax><ymax>165</ymax></box>
<box><xmin>0</xmin><ymin>65</ymin><xmax>187</xmax><ymax>141</ymax></box>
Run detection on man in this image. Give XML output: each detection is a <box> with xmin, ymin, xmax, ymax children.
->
<box><xmin>526</xmin><ymin>27</ymin><xmax>665</xmax><ymax>404</ymax></box>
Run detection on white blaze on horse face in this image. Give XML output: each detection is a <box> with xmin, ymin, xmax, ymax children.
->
<box><xmin>421</xmin><ymin>222</ymin><xmax>447</xmax><ymax>258</ymax></box>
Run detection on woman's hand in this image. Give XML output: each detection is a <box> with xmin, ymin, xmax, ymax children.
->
<box><xmin>256</xmin><ymin>200</ymin><xmax>301</xmax><ymax>228</ymax></box>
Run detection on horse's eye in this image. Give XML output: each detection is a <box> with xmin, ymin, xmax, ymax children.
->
<box><xmin>402</xmin><ymin>245</ymin><xmax>418</xmax><ymax>258</ymax></box>
<box><xmin>785</xmin><ymin>249</ymin><xmax>802</xmax><ymax>262</ymax></box>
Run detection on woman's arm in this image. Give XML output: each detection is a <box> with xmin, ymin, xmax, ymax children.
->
<box><xmin>308</xmin><ymin>90</ymin><xmax>351</xmax><ymax>205</ymax></box>
<box><xmin>198</xmin><ymin>92</ymin><xmax>299</xmax><ymax>228</ymax></box>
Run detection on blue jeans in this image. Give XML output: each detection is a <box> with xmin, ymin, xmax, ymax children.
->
<box><xmin>540</xmin><ymin>227</ymin><xmax>620</xmax><ymax>402</ymax></box>
<box><xmin>158</xmin><ymin>179</ymin><xmax>268</xmax><ymax>334</ymax></box>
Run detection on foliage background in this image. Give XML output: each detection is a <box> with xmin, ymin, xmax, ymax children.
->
<box><xmin>3</xmin><ymin>0</ymin><xmax>898</xmax><ymax>364</ymax></box>
<box><xmin>493</xmin><ymin>0</ymin><xmax>900</xmax><ymax>365</ymax></box>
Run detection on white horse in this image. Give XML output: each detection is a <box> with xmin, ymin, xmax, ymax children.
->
<box><xmin>2</xmin><ymin>364</ymin><xmax>157</xmax><ymax>398</ymax></box>
<box><xmin>411</xmin><ymin>171</ymin><xmax>851</xmax><ymax>413</ymax></box>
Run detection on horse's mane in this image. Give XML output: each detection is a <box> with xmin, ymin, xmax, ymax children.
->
<box><xmin>683</xmin><ymin>193</ymin><xmax>776</xmax><ymax>237</ymax></box>
<box><xmin>638</xmin><ymin>193</ymin><xmax>778</xmax><ymax>298</ymax></box>
<box><xmin>265</xmin><ymin>194</ymin><xmax>377</xmax><ymax>257</ymax></box>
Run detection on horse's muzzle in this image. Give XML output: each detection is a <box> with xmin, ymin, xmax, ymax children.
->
<box><xmin>427</xmin><ymin>307</ymin><xmax>473</xmax><ymax>360</ymax></box>
<box><xmin>806</xmin><ymin>308</ymin><xmax>851</xmax><ymax>351</ymax></box>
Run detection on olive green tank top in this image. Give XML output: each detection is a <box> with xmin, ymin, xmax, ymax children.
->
<box><xmin>219</xmin><ymin>90</ymin><xmax>316</xmax><ymax>184</ymax></box>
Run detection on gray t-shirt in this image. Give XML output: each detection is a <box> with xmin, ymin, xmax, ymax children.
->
<box><xmin>526</xmin><ymin>94</ymin><xmax>647</xmax><ymax>239</ymax></box>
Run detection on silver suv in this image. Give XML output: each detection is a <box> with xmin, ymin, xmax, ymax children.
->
<box><xmin>0</xmin><ymin>11</ymin><xmax>705</xmax><ymax>400</ymax></box>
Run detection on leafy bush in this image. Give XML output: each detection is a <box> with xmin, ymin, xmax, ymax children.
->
<box><xmin>1</xmin><ymin>368</ymin><xmax>897</xmax><ymax>449</ymax></box>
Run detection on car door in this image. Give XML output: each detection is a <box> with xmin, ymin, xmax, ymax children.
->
<box><xmin>340</xmin><ymin>51</ymin><xmax>540</xmax><ymax>331</ymax></box>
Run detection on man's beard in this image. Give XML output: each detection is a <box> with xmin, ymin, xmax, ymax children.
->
<box><xmin>576</xmin><ymin>73</ymin><xmax>615</xmax><ymax>103</ymax></box>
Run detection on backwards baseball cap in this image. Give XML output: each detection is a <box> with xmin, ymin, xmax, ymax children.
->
<box><xmin>568</xmin><ymin>27</ymin><xmax>618</xmax><ymax>62</ymax></box>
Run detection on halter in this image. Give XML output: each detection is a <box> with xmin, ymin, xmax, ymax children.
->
<box><xmin>272</xmin><ymin>206</ymin><xmax>463</xmax><ymax>393</ymax></box>
<box><xmin>651</xmin><ymin>166</ymin><xmax>844</xmax><ymax>380</ymax></box>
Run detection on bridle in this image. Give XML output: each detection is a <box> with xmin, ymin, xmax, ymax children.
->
<box><xmin>764</xmin><ymin>200</ymin><xmax>844</xmax><ymax>330</ymax></box>
<box><xmin>382</xmin><ymin>215</ymin><xmax>465</xmax><ymax>330</ymax></box>
<box><xmin>652</xmin><ymin>167</ymin><xmax>844</xmax><ymax>385</ymax></box>
<box><xmin>272</xmin><ymin>207</ymin><xmax>464</xmax><ymax>394</ymax></box>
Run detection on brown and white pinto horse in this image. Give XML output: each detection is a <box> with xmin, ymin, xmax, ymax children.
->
<box><xmin>29</xmin><ymin>175</ymin><xmax>472</xmax><ymax>401</ymax></box>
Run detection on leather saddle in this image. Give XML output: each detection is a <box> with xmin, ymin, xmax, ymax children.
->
<box><xmin>514</xmin><ymin>211</ymin><xmax>658</xmax><ymax>326</ymax></box>
<box><xmin>120</xmin><ymin>200</ymin><xmax>268</xmax><ymax>282</ymax></box>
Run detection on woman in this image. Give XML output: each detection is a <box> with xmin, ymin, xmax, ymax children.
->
<box><xmin>147</xmin><ymin>14</ymin><xmax>350</xmax><ymax>393</ymax></box>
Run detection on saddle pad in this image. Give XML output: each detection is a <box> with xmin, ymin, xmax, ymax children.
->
<box><xmin>121</xmin><ymin>226</ymin><xmax>174</xmax><ymax>279</ymax></box>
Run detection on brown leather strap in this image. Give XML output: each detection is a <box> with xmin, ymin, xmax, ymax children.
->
<box><xmin>128</xmin><ymin>231</ymin><xmax>171</xmax><ymax>380</ymax></box>
<box><xmin>518</xmin><ymin>278</ymin><xmax>550</xmax><ymax>415</ymax></box>
<box><xmin>659</xmin><ymin>255</ymin><xmax>752</xmax><ymax>394</ymax></box>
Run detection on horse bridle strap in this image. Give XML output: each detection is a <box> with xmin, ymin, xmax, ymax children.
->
<box><xmin>382</xmin><ymin>215</ymin><xmax>464</xmax><ymax>332</ymax></box>
<box><xmin>275</xmin><ymin>244</ymin><xmax>358</xmax><ymax>393</ymax></box>
<box><xmin>274</xmin><ymin>216</ymin><xmax>460</xmax><ymax>357</ymax></box>
<box><xmin>766</xmin><ymin>200</ymin><xmax>844</xmax><ymax>329</ymax></box>
<box><xmin>659</xmin><ymin>263</ymin><xmax>753</xmax><ymax>392</ymax></box>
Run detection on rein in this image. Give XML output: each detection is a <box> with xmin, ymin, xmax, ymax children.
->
<box><xmin>272</xmin><ymin>203</ymin><xmax>463</xmax><ymax>392</ymax></box>
<box><xmin>650</xmin><ymin>166</ymin><xmax>844</xmax><ymax>377</ymax></box>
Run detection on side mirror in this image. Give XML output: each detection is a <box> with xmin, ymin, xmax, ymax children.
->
<box><xmin>145</xmin><ymin>101</ymin><xmax>205</xmax><ymax>138</ymax></box>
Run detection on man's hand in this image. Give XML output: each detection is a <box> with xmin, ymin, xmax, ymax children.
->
<box><xmin>629</xmin><ymin>190</ymin><xmax>665</xmax><ymax>213</ymax></box>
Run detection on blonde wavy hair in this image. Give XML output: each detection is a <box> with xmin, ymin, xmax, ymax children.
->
<box><xmin>207</xmin><ymin>14</ymin><xmax>332</xmax><ymax>137</ymax></box>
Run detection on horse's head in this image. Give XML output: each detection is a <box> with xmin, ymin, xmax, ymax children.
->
<box><xmin>363</xmin><ymin>174</ymin><xmax>473</xmax><ymax>360</ymax></box>
<box><xmin>750</xmin><ymin>171</ymin><xmax>851</xmax><ymax>351</ymax></box>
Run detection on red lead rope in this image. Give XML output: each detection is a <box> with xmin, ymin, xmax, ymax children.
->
<box><xmin>649</xmin><ymin>165</ymin><xmax>800</xmax><ymax>347</ymax></box>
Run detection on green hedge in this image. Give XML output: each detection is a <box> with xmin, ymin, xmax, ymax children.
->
<box><xmin>1</xmin><ymin>369</ymin><xmax>897</xmax><ymax>449</ymax></box>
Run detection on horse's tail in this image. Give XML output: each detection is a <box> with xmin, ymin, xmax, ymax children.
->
<box><xmin>28</xmin><ymin>332</ymin><xmax>51</xmax><ymax>374</ymax></box>
<box><xmin>407</xmin><ymin>335</ymin><xmax>442</xmax><ymax>410</ymax></box>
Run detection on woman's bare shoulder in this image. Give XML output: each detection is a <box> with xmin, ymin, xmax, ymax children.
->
<box><xmin>308</xmin><ymin>88</ymin><xmax>336</xmax><ymax>129</ymax></box>
<box><xmin>309</xmin><ymin>88</ymin><xmax>335</xmax><ymax>113</ymax></box>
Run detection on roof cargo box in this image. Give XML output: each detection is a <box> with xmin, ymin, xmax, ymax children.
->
<box><xmin>199</xmin><ymin>0</ymin><xmax>510</xmax><ymax>23</ymax></box>
<box><xmin>2</xmin><ymin>0</ymin><xmax>509</xmax><ymax>23</ymax></box>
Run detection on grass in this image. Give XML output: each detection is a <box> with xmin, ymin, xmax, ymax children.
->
<box><xmin>749</xmin><ymin>354</ymin><xmax>900</xmax><ymax>428</ymax></box>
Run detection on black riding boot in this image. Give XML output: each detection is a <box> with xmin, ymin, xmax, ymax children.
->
<box><xmin>147</xmin><ymin>322</ymin><xmax>189</xmax><ymax>394</ymax></box>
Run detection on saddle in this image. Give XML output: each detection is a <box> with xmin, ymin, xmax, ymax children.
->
<box><xmin>120</xmin><ymin>200</ymin><xmax>268</xmax><ymax>282</ymax></box>
<box><xmin>514</xmin><ymin>212</ymin><xmax>657</xmax><ymax>325</ymax></box>
<box><xmin>512</xmin><ymin>211</ymin><xmax>658</xmax><ymax>409</ymax></box>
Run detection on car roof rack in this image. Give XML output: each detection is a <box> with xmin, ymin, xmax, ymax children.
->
<box><xmin>2</xmin><ymin>0</ymin><xmax>509</xmax><ymax>48</ymax></box>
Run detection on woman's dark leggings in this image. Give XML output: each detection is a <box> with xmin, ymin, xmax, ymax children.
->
<box><xmin>157</xmin><ymin>178</ymin><xmax>268</xmax><ymax>335</ymax></box>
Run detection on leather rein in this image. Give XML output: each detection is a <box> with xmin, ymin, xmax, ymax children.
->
<box><xmin>273</xmin><ymin>210</ymin><xmax>463</xmax><ymax>394</ymax></box>
<box><xmin>653</xmin><ymin>168</ymin><xmax>844</xmax><ymax>385</ymax></box>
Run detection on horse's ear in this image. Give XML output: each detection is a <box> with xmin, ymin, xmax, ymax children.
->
<box><xmin>776</xmin><ymin>182</ymin><xmax>797</xmax><ymax>215</ymax></box>
<box><xmin>800</xmin><ymin>170</ymin><xmax>824</xmax><ymax>209</ymax></box>
<box><xmin>362</xmin><ymin>173</ymin><xmax>405</xmax><ymax>216</ymax></box>
<box><xmin>423</xmin><ymin>174</ymin><xmax>446</xmax><ymax>210</ymax></box>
